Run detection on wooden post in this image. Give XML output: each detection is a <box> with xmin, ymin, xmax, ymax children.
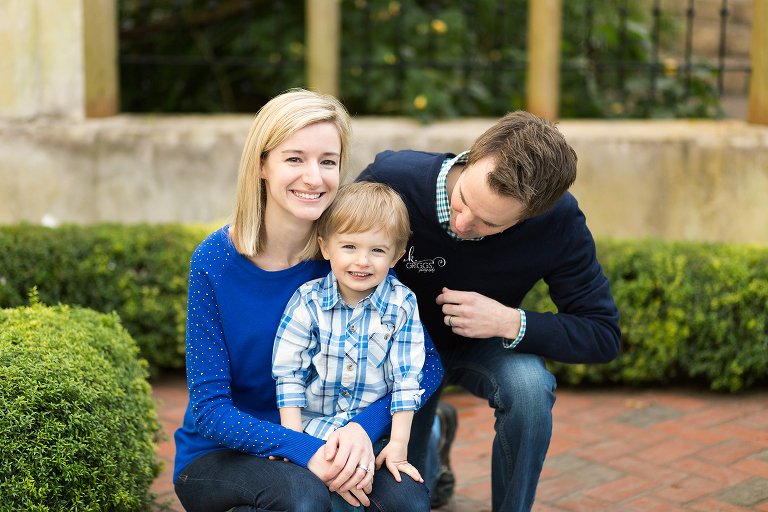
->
<box><xmin>0</xmin><ymin>0</ymin><xmax>118</xmax><ymax>118</ymax></box>
<box><xmin>84</xmin><ymin>0</ymin><xmax>120</xmax><ymax>117</ymax></box>
<box><xmin>305</xmin><ymin>0</ymin><xmax>341</xmax><ymax>97</ymax></box>
<box><xmin>526</xmin><ymin>0</ymin><xmax>563</xmax><ymax>120</ymax></box>
<box><xmin>748</xmin><ymin>0</ymin><xmax>767</xmax><ymax>124</ymax></box>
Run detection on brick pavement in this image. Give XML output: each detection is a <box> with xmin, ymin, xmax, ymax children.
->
<box><xmin>149</xmin><ymin>372</ymin><xmax>768</xmax><ymax>512</ymax></box>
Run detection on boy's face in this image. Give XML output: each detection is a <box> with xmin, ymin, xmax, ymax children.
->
<box><xmin>318</xmin><ymin>228</ymin><xmax>405</xmax><ymax>306</ymax></box>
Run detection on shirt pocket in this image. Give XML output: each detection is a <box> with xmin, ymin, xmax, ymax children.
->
<box><xmin>366</xmin><ymin>326</ymin><xmax>394</xmax><ymax>368</ymax></box>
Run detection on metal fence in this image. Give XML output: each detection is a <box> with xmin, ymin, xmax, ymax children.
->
<box><xmin>118</xmin><ymin>0</ymin><xmax>751</xmax><ymax>118</ymax></box>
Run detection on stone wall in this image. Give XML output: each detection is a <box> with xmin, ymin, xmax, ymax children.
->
<box><xmin>2</xmin><ymin>116</ymin><xmax>767</xmax><ymax>245</ymax></box>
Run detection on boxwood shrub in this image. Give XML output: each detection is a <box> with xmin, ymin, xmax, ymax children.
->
<box><xmin>0</xmin><ymin>297</ymin><xmax>162</xmax><ymax>511</ymax></box>
<box><xmin>0</xmin><ymin>223</ymin><xmax>210</xmax><ymax>371</ymax></box>
<box><xmin>522</xmin><ymin>238</ymin><xmax>768</xmax><ymax>392</ymax></box>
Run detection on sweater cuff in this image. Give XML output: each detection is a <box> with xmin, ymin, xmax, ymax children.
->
<box><xmin>502</xmin><ymin>309</ymin><xmax>526</xmax><ymax>349</ymax></box>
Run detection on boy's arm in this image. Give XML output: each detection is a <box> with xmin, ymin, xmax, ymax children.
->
<box><xmin>280</xmin><ymin>406</ymin><xmax>304</xmax><ymax>433</ymax></box>
<box><xmin>388</xmin><ymin>291</ymin><xmax>427</xmax><ymax>414</ymax></box>
<box><xmin>389</xmin><ymin>409</ymin><xmax>414</xmax><ymax>446</ymax></box>
<box><xmin>272</xmin><ymin>291</ymin><xmax>317</xmax><ymax>410</ymax></box>
<box><xmin>374</xmin><ymin>410</ymin><xmax>422</xmax><ymax>483</ymax></box>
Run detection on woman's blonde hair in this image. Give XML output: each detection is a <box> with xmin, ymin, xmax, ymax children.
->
<box><xmin>317</xmin><ymin>182</ymin><xmax>411</xmax><ymax>256</ymax></box>
<box><xmin>230</xmin><ymin>88</ymin><xmax>353</xmax><ymax>259</ymax></box>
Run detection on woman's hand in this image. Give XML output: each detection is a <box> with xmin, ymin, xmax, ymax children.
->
<box><xmin>323</xmin><ymin>422</ymin><xmax>375</xmax><ymax>492</ymax></box>
<box><xmin>307</xmin><ymin>433</ymin><xmax>374</xmax><ymax>507</ymax></box>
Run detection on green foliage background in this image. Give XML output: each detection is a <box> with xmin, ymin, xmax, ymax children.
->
<box><xmin>0</xmin><ymin>300</ymin><xmax>162</xmax><ymax>511</ymax></box>
<box><xmin>0</xmin><ymin>223</ymin><xmax>210</xmax><ymax>371</ymax></box>
<box><xmin>2</xmin><ymin>224</ymin><xmax>766</xmax><ymax>391</ymax></box>
<box><xmin>119</xmin><ymin>0</ymin><xmax>723</xmax><ymax>119</ymax></box>
<box><xmin>522</xmin><ymin>239</ymin><xmax>768</xmax><ymax>392</ymax></box>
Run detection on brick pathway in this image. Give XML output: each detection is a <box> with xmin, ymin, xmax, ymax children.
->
<box><xmin>150</xmin><ymin>372</ymin><xmax>768</xmax><ymax>512</ymax></box>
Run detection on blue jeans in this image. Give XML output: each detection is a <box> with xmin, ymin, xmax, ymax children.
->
<box><xmin>410</xmin><ymin>339</ymin><xmax>557</xmax><ymax>512</ymax></box>
<box><xmin>175</xmin><ymin>438</ymin><xmax>430</xmax><ymax>512</ymax></box>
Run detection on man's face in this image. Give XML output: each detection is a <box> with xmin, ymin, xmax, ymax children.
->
<box><xmin>449</xmin><ymin>156</ymin><xmax>525</xmax><ymax>239</ymax></box>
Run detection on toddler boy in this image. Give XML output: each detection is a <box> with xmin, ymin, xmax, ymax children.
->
<box><xmin>272</xmin><ymin>181</ymin><xmax>425</xmax><ymax>484</ymax></box>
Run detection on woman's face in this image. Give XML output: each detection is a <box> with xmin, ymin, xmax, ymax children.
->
<box><xmin>260</xmin><ymin>122</ymin><xmax>342</xmax><ymax>225</ymax></box>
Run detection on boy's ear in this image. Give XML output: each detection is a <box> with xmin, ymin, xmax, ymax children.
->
<box><xmin>318</xmin><ymin>236</ymin><xmax>331</xmax><ymax>261</ymax></box>
<box><xmin>390</xmin><ymin>249</ymin><xmax>406</xmax><ymax>268</ymax></box>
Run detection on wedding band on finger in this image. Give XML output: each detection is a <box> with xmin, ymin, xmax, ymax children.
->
<box><xmin>448</xmin><ymin>315</ymin><xmax>454</xmax><ymax>327</ymax></box>
<box><xmin>358</xmin><ymin>464</ymin><xmax>370</xmax><ymax>473</ymax></box>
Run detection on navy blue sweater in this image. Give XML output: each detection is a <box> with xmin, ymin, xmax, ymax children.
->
<box><xmin>357</xmin><ymin>150</ymin><xmax>621</xmax><ymax>364</ymax></box>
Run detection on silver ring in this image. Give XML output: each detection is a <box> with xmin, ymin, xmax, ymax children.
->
<box><xmin>448</xmin><ymin>315</ymin><xmax>453</xmax><ymax>327</ymax></box>
<box><xmin>358</xmin><ymin>464</ymin><xmax>370</xmax><ymax>473</ymax></box>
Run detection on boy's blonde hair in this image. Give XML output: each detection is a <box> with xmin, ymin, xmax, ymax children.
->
<box><xmin>229</xmin><ymin>88</ymin><xmax>353</xmax><ymax>260</ymax></box>
<box><xmin>317</xmin><ymin>182</ymin><xmax>411</xmax><ymax>256</ymax></box>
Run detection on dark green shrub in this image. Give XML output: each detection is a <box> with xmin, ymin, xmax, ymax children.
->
<box><xmin>0</xmin><ymin>223</ymin><xmax>209</xmax><ymax>371</ymax></box>
<box><xmin>522</xmin><ymin>239</ymin><xmax>768</xmax><ymax>392</ymax></box>
<box><xmin>0</xmin><ymin>298</ymin><xmax>162</xmax><ymax>511</ymax></box>
<box><xmin>2</xmin><ymin>224</ymin><xmax>766</xmax><ymax>391</ymax></box>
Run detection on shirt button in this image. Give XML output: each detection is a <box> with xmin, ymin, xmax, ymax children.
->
<box><xmin>349</xmin><ymin>325</ymin><xmax>356</xmax><ymax>332</ymax></box>
<box><xmin>346</xmin><ymin>364</ymin><xmax>354</xmax><ymax>371</ymax></box>
<box><xmin>343</xmin><ymin>391</ymin><xmax>350</xmax><ymax>397</ymax></box>
<box><xmin>384</xmin><ymin>333</ymin><xmax>390</xmax><ymax>340</ymax></box>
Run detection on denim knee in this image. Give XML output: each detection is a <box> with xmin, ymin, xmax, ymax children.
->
<box><xmin>494</xmin><ymin>356</ymin><xmax>555</xmax><ymax>428</ymax></box>
<box><xmin>368</xmin><ymin>474</ymin><xmax>430</xmax><ymax>512</ymax></box>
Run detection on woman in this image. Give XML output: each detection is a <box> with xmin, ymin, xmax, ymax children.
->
<box><xmin>173</xmin><ymin>89</ymin><xmax>442</xmax><ymax>512</ymax></box>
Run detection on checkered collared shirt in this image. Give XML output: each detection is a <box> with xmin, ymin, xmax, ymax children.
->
<box><xmin>272</xmin><ymin>272</ymin><xmax>425</xmax><ymax>441</ymax></box>
<box><xmin>436</xmin><ymin>151</ymin><xmax>526</xmax><ymax>349</ymax></box>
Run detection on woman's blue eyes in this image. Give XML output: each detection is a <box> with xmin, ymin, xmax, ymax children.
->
<box><xmin>285</xmin><ymin>157</ymin><xmax>337</xmax><ymax>166</ymax></box>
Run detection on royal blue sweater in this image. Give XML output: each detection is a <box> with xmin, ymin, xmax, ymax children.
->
<box><xmin>357</xmin><ymin>150</ymin><xmax>621</xmax><ymax>364</ymax></box>
<box><xmin>173</xmin><ymin>226</ymin><xmax>443</xmax><ymax>482</ymax></box>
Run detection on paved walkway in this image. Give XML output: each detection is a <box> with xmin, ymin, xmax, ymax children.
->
<box><xmin>150</xmin><ymin>372</ymin><xmax>768</xmax><ymax>512</ymax></box>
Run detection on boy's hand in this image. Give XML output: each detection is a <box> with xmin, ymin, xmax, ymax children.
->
<box><xmin>374</xmin><ymin>440</ymin><xmax>423</xmax><ymax>483</ymax></box>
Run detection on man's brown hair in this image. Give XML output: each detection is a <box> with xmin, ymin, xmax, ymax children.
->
<box><xmin>467</xmin><ymin>111</ymin><xmax>577</xmax><ymax>220</ymax></box>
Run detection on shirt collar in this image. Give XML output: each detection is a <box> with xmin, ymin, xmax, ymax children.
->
<box><xmin>319</xmin><ymin>271</ymin><xmax>392</xmax><ymax>315</ymax></box>
<box><xmin>437</xmin><ymin>151</ymin><xmax>483</xmax><ymax>241</ymax></box>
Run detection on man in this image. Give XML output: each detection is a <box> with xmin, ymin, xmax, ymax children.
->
<box><xmin>356</xmin><ymin>111</ymin><xmax>621</xmax><ymax>512</ymax></box>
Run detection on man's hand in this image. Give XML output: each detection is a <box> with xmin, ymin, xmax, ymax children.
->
<box><xmin>437</xmin><ymin>287</ymin><xmax>521</xmax><ymax>339</ymax></box>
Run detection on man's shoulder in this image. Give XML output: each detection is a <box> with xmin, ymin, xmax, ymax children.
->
<box><xmin>359</xmin><ymin>150</ymin><xmax>447</xmax><ymax>183</ymax></box>
<box><xmin>532</xmin><ymin>191</ymin><xmax>581</xmax><ymax>226</ymax></box>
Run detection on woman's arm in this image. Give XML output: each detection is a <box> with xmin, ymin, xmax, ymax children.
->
<box><xmin>185</xmin><ymin>254</ymin><xmax>324</xmax><ymax>467</ymax></box>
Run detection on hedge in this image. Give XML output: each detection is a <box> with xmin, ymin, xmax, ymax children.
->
<box><xmin>0</xmin><ymin>297</ymin><xmax>162</xmax><ymax>511</ymax></box>
<box><xmin>0</xmin><ymin>223</ymin><xmax>209</xmax><ymax>371</ymax></box>
<box><xmin>1</xmin><ymin>224</ymin><xmax>766</xmax><ymax>390</ymax></box>
<box><xmin>522</xmin><ymin>238</ymin><xmax>768</xmax><ymax>392</ymax></box>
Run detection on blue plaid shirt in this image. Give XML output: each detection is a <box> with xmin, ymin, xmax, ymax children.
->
<box><xmin>272</xmin><ymin>272</ymin><xmax>425</xmax><ymax>441</ymax></box>
<box><xmin>437</xmin><ymin>151</ymin><xmax>527</xmax><ymax>349</ymax></box>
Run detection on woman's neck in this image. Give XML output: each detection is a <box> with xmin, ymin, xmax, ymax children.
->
<box><xmin>247</xmin><ymin>212</ymin><xmax>314</xmax><ymax>271</ymax></box>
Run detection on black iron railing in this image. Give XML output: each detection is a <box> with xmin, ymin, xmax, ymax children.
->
<box><xmin>118</xmin><ymin>0</ymin><xmax>751</xmax><ymax>118</ymax></box>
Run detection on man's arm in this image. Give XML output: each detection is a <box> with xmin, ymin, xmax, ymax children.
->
<box><xmin>437</xmin><ymin>287</ymin><xmax>523</xmax><ymax>340</ymax></box>
<box><xmin>439</xmin><ymin>202</ymin><xmax>620</xmax><ymax>364</ymax></box>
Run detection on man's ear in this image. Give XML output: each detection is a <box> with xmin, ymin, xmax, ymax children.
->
<box><xmin>318</xmin><ymin>237</ymin><xmax>331</xmax><ymax>261</ymax></box>
<box><xmin>390</xmin><ymin>249</ymin><xmax>406</xmax><ymax>268</ymax></box>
